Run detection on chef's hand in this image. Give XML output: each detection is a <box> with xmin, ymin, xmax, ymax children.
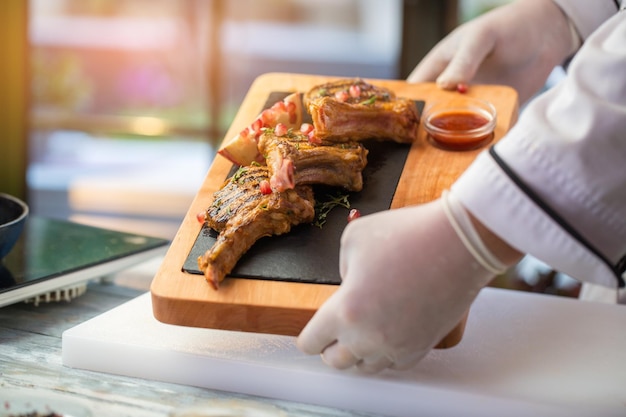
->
<box><xmin>297</xmin><ymin>198</ymin><xmax>522</xmax><ymax>373</ymax></box>
<box><xmin>407</xmin><ymin>0</ymin><xmax>579</xmax><ymax>104</ymax></box>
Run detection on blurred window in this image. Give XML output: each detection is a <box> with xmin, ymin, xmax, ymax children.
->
<box><xmin>27</xmin><ymin>0</ymin><xmax>403</xmax><ymax>238</ymax></box>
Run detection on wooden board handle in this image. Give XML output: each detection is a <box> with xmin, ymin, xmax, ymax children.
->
<box><xmin>434</xmin><ymin>310</ymin><xmax>469</xmax><ymax>349</ymax></box>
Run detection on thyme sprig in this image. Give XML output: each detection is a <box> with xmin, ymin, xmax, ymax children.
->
<box><xmin>232</xmin><ymin>166</ymin><xmax>248</xmax><ymax>183</ymax></box>
<box><xmin>360</xmin><ymin>95</ymin><xmax>377</xmax><ymax>105</ymax></box>
<box><xmin>313</xmin><ymin>192</ymin><xmax>351</xmax><ymax>228</ymax></box>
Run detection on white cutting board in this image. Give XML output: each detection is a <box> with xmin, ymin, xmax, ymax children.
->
<box><xmin>62</xmin><ymin>287</ymin><xmax>626</xmax><ymax>417</ymax></box>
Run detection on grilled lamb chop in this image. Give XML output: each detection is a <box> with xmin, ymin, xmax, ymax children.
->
<box><xmin>304</xmin><ymin>78</ymin><xmax>420</xmax><ymax>144</ymax></box>
<box><xmin>198</xmin><ymin>164</ymin><xmax>315</xmax><ymax>289</ymax></box>
<box><xmin>258</xmin><ymin>127</ymin><xmax>368</xmax><ymax>193</ymax></box>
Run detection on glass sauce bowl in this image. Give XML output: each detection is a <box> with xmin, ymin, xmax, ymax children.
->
<box><xmin>423</xmin><ymin>97</ymin><xmax>497</xmax><ymax>151</ymax></box>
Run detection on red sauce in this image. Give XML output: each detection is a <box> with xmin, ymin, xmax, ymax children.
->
<box><xmin>427</xmin><ymin>111</ymin><xmax>494</xmax><ymax>151</ymax></box>
<box><xmin>431</xmin><ymin>111</ymin><xmax>488</xmax><ymax>131</ymax></box>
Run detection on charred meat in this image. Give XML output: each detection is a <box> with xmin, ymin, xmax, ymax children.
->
<box><xmin>304</xmin><ymin>78</ymin><xmax>420</xmax><ymax>144</ymax></box>
<box><xmin>198</xmin><ymin>165</ymin><xmax>315</xmax><ymax>289</ymax></box>
<box><xmin>258</xmin><ymin>127</ymin><xmax>368</xmax><ymax>193</ymax></box>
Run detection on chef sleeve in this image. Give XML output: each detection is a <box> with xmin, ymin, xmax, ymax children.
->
<box><xmin>451</xmin><ymin>11</ymin><xmax>626</xmax><ymax>289</ymax></box>
<box><xmin>552</xmin><ymin>0</ymin><xmax>619</xmax><ymax>41</ymax></box>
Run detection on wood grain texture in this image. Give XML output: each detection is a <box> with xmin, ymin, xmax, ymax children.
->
<box><xmin>150</xmin><ymin>73</ymin><xmax>519</xmax><ymax>337</ymax></box>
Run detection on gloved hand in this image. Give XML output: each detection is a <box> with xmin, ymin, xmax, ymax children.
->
<box><xmin>297</xmin><ymin>198</ymin><xmax>521</xmax><ymax>373</ymax></box>
<box><xmin>407</xmin><ymin>0</ymin><xmax>579</xmax><ymax>104</ymax></box>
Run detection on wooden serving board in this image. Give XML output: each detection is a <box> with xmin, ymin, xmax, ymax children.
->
<box><xmin>150</xmin><ymin>73</ymin><xmax>519</xmax><ymax>336</ymax></box>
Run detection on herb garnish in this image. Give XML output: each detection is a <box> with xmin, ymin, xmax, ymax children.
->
<box><xmin>232</xmin><ymin>166</ymin><xmax>248</xmax><ymax>183</ymax></box>
<box><xmin>313</xmin><ymin>192</ymin><xmax>351</xmax><ymax>228</ymax></box>
<box><xmin>361</xmin><ymin>96</ymin><xmax>377</xmax><ymax>105</ymax></box>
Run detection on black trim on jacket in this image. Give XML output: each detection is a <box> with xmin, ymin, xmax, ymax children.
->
<box><xmin>488</xmin><ymin>146</ymin><xmax>626</xmax><ymax>288</ymax></box>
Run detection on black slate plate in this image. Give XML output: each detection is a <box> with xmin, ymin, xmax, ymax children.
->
<box><xmin>183</xmin><ymin>93</ymin><xmax>424</xmax><ymax>285</ymax></box>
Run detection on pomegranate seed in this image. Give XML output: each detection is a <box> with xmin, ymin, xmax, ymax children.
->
<box><xmin>349</xmin><ymin>84</ymin><xmax>361</xmax><ymax>98</ymax></box>
<box><xmin>271</xmin><ymin>101</ymin><xmax>287</xmax><ymax>112</ymax></box>
<box><xmin>300</xmin><ymin>123</ymin><xmax>314</xmax><ymax>135</ymax></box>
<box><xmin>456</xmin><ymin>83</ymin><xmax>468</xmax><ymax>94</ymax></box>
<box><xmin>259</xmin><ymin>179</ymin><xmax>272</xmax><ymax>195</ymax></box>
<box><xmin>259</xmin><ymin>109</ymin><xmax>274</xmax><ymax>126</ymax></box>
<box><xmin>347</xmin><ymin>208</ymin><xmax>361</xmax><ymax>222</ymax></box>
<box><xmin>335</xmin><ymin>90</ymin><xmax>350</xmax><ymax>102</ymax></box>
<box><xmin>251</xmin><ymin>118</ymin><xmax>263</xmax><ymax>134</ymax></box>
<box><xmin>274</xmin><ymin>123</ymin><xmax>288</xmax><ymax>136</ymax></box>
<box><xmin>308</xmin><ymin>131</ymin><xmax>322</xmax><ymax>145</ymax></box>
<box><xmin>196</xmin><ymin>211</ymin><xmax>206</xmax><ymax>223</ymax></box>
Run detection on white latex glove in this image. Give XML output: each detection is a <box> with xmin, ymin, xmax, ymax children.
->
<box><xmin>407</xmin><ymin>0</ymin><xmax>578</xmax><ymax>104</ymax></box>
<box><xmin>297</xmin><ymin>199</ymin><xmax>520</xmax><ymax>373</ymax></box>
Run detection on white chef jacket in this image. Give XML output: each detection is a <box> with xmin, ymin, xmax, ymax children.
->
<box><xmin>451</xmin><ymin>3</ymin><xmax>626</xmax><ymax>301</ymax></box>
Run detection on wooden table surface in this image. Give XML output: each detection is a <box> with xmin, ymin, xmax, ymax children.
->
<box><xmin>0</xmin><ymin>259</ymin><xmax>379</xmax><ymax>417</ymax></box>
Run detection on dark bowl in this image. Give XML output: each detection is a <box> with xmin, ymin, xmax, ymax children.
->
<box><xmin>0</xmin><ymin>193</ymin><xmax>29</xmax><ymax>260</ymax></box>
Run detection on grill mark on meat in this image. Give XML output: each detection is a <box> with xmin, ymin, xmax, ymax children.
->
<box><xmin>206</xmin><ymin>167</ymin><xmax>269</xmax><ymax>231</ymax></box>
<box><xmin>198</xmin><ymin>165</ymin><xmax>315</xmax><ymax>289</ymax></box>
<box><xmin>258</xmin><ymin>129</ymin><xmax>368</xmax><ymax>192</ymax></box>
